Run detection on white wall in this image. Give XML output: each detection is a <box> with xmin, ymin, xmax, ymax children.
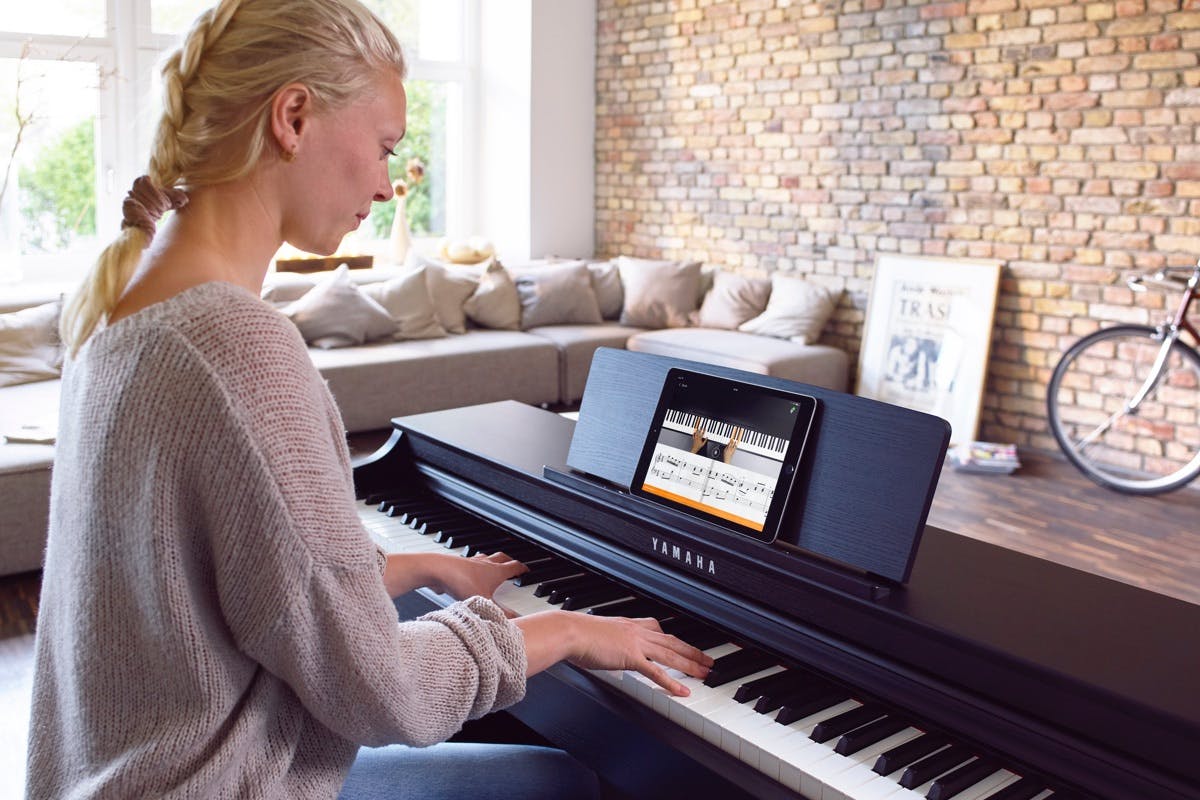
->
<box><xmin>478</xmin><ymin>0</ymin><xmax>595</xmax><ymax>261</ymax></box>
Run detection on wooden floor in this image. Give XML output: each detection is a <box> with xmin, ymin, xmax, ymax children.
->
<box><xmin>0</xmin><ymin>447</ymin><xmax>1196</xmax><ymax>796</ymax></box>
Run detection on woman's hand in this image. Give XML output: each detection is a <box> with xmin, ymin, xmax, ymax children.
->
<box><xmin>516</xmin><ymin>610</ymin><xmax>714</xmax><ymax>697</ymax></box>
<box><xmin>429</xmin><ymin>551</ymin><xmax>528</xmax><ymax>601</ymax></box>
<box><xmin>381</xmin><ymin>551</ymin><xmax>526</xmax><ymax>600</ymax></box>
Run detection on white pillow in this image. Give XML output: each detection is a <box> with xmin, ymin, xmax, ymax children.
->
<box><xmin>616</xmin><ymin>256</ymin><xmax>703</xmax><ymax>329</ymax></box>
<box><xmin>587</xmin><ymin>260</ymin><xmax>624</xmax><ymax>320</ymax></box>
<box><xmin>283</xmin><ymin>266</ymin><xmax>396</xmax><ymax>349</ymax></box>
<box><xmin>422</xmin><ymin>264</ymin><xmax>479</xmax><ymax>334</ymax></box>
<box><xmin>464</xmin><ymin>261</ymin><xmax>521</xmax><ymax>330</ymax></box>
<box><xmin>738</xmin><ymin>274</ymin><xmax>837</xmax><ymax>344</ymax></box>
<box><xmin>360</xmin><ymin>268</ymin><xmax>447</xmax><ymax>340</ymax></box>
<box><xmin>0</xmin><ymin>298</ymin><xmax>63</xmax><ymax>388</ymax></box>
<box><xmin>695</xmin><ymin>270</ymin><xmax>771</xmax><ymax>330</ymax></box>
<box><xmin>260</xmin><ymin>272</ymin><xmax>317</xmax><ymax>307</ymax></box>
<box><xmin>513</xmin><ymin>262</ymin><xmax>603</xmax><ymax>329</ymax></box>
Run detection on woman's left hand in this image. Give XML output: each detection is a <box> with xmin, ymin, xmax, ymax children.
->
<box><xmin>429</xmin><ymin>551</ymin><xmax>528</xmax><ymax>601</ymax></box>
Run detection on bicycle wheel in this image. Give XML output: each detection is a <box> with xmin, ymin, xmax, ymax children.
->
<box><xmin>1047</xmin><ymin>324</ymin><xmax>1200</xmax><ymax>494</ymax></box>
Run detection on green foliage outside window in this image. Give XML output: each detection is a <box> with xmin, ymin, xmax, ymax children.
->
<box><xmin>18</xmin><ymin>118</ymin><xmax>95</xmax><ymax>252</ymax></box>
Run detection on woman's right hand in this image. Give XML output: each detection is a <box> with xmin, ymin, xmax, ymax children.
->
<box><xmin>515</xmin><ymin>610</ymin><xmax>714</xmax><ymax>697</ymax></box>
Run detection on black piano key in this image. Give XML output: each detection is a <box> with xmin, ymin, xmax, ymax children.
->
<box><xmin>979</xmin><ymin>778</ymin><xmax>1052</xmax><ymax>800</ymax></box>
<box><xmin>927</xmin><ymin>758</ymin><xmax>1001</xmax><ymax>800</ymax></box>
<box><xmin>833</xmin><ymin>714</ymin><xmax>910</xmax><ymax>756</ymax></box>
<box><xmin>898</xmin><ymin>744</ymin><xmax>974</xmax><ymax>790</ymax></box>
<box><xmin>546</xmin><ymin>575</ymin><xmax>609</xmax><ymax>603</ymax></box>
<box><xmin>586</xmin><ymin>597</ymin><xmax>668</xmax><ymax>618</ymax></box>
<box><xmin>754</xmin><ymin>677</ymin><xmax>836</xmax><ymax>715</ymax></box>
<box><xmin>809</xmin><ymin>703</ymin><xmax>887</xmax><ymax>743</ymax></box>
<box><xmin>774</xmin><ymin>687</ymin><xmax>851</xmax><ymax>726</ymax></box>
<box><xmin>560</xmin><ymin>584</ymin><xmax>631</xmax><ymax>611</ymax></box>
<box><xmin>733</xmin><ymin>668</ymin><xmax>802</xmax><ymax>704</ymax></box>
<box><xmin>658</xmin><ymin>618</ymin><xmax>728</xmax><ymax>650</ymax></box>
<box><xmin>438</xmin><ymin>528</ymin><xmax>505</xmax><ymax>547</ymax></box>
<box><xmin>513</xmin><ymin>560</ymin><xmax>582</xmax><ymax>587</ymax></box>
<box><xmin>873</xmin><ymin>732</ymin><xmax>950</xmax><ymax>775</ymax></box>
<box><xmin>703</xmin><ymin>647</ymin><xmax>778</xmax><ymax>687</ymax></box>
<box><xmin>464</xmin><ymin>542</ymin><xmax>547</xmax><ymax>562</ymax></box>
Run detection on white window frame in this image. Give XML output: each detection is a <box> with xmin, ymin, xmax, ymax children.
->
<box><xmin>0</xmin><ymin>0</ymin><xmax>480</xmax><ymax>287</ymax></box>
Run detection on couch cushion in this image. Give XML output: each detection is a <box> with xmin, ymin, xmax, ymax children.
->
<box><xmin>0</xmin><ymin>378</ymin><xmax>59</xmax><ymax>575</ymax></box>
<box><xmin>463</xmin><ymin>261</ymin><xmax>521</xmax><ymax>330</ymax></box>
<box><xmin>360</xmin><ymin>268</ymin><xmax>447</xmax><ymax>340</ymax></box>
<box><xmin>738</xmin><ymin>274</ymin><xmax>838</xmax><ymax>345</ymax></box>
<box><xmin>514</xmin><ymin>262</ymin><xmax>603</xmax><ymax>330</ymax></box>
<box><xmin>626</xmin><ymin>328</ymin><xmax>849</xmax><ymax>391</ymax></box>
<box><xmin>695</xmin><ymin>270</ymin><xmax>771</xmax><ymax>330</ymax></box>
<box><xmin>525</xmin><ymin>323</ymin><xmax>648</xmax><ymax>405</ymax></box>
<box><xmin>0</xmin><ymin>298</ymin><xmax>63</xmax><ymax>388</ymax></box>
<box><xmin>308</xmin><ymin>331</ymin><xmax>561</xmax><ymax>432</ymax></box>
<box><xmin>616</xmin><ymin>256</ymin><xmax>702</xmax><ymax>328</ymax></box>
<box><xmin>282</xmin><ymin>266</ymin><xmax>396</xmax><ymax>348</ymax></box>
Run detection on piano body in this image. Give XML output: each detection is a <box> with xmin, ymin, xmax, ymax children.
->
<box><xmin>352</xmin><ymin>352</ymin><xmax>1199</xmax><ymax>800</ymax></box>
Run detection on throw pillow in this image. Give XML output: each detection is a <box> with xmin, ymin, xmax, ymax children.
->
<box><xmin>695</xmin><ymin>269</ymin><xmax>772</xmax><ymax>330</ymax></box>
<box><xmin>0</xmin><ymin>298</ymin><xmax>63</xmax><ymax>388</ymax></box>
<box><xmin>738</xmin><ymin>273</ymin><xmax>838</xmax><ymax>344</ymax></box>
<box><xmin>360</xmin><ymin>268</ymin><xmax>447</xmax><ymax>340</ymax></box>
<box><xmin>423</xmin><ymin>263</ymin><xmax>479</xmax><ymax>334</ymax></box>
<box><xmin>261</xmin><ymin>272</ymin><xmax>317</xmax><ymax>306</ymax></box>
<box><xmin>464</xmin><ymin>261</ymin><xmax>521</xmax><ymax>330</ymax></box>
<box><xmin>283</xmin><ymin>265</ymin><xmax>396</xmax><ymax>349</ymax></box>
<box><xmin>514</xmin><ymin>262</ymin><xmax>603</xmax><ymax>330</ymax></box>
<box><xmin>616</xmin><ymin>256</ymin><xmax>702</xmax><ymax>328</ymax></box>
<box><xmin>587</xmin><ymin>260</ymin><xmax>624</xmax><ymax>320</ymax></box>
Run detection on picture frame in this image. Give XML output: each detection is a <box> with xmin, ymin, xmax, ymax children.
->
<box><xmin>857</xmin><ymin>254</ymin><xmax>1002</xmax><ymax>444</ymax></box>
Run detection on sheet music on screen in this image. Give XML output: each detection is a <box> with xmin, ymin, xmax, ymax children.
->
<box><xmin>632</xmin><ymin>370</ymin><xmax>818</xmax><ymax>543</ymax></box>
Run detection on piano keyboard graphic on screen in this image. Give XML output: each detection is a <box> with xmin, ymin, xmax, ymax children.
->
<box><xmin>662</xmin><ymin>410</ymin><xmax>788</xmax><ymax>461</ymax></box>
<box><xmin>360</xmin><ymin>493</ymin><xmax>1061</xmax><ymax>800</ymax></box>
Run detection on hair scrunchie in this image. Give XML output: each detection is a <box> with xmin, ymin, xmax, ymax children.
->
<box><xmin>121</xmin><ymin>176</ymin><xmax>189</xmax><ymax>239</ymax></box>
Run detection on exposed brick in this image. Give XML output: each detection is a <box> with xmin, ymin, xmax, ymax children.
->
<box><xmin>596</xmin><ymin>0</ymin><xmax>1200</xmax><ymax>448</ymax></box>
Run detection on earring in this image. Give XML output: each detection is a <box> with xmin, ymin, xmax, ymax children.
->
<box><xmin>281</xmin><ymin>148</ymin><xmax>296</xmax><ymax>163</ymax></box>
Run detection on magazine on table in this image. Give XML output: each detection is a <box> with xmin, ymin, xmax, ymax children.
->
<box><xmin>950</xmin><ymin>441</ymin><xmax>1020</xmax><ymax>474</ymax></box>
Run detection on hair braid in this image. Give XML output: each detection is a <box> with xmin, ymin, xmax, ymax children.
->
<box><xmin>150</xmin><ymin>0</ymin><xmax>242</xmax><ymax>188</ymax></box>
<box><xmin>62</xmin><ymin>0</ymin><xmax>406</xmax><ymax>355</ymax></box>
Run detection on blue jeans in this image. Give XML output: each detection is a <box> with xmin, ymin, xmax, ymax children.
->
<box><xmin>338</xmin><ymin>741</ymin><xmax>601</xmax><ymax>800</ymax></box>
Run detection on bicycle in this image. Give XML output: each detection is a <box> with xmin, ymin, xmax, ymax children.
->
<box><xmin>1046</xmin><ymin>260</ymin><xmax>1200</xmax><ymax>495</ymax></box>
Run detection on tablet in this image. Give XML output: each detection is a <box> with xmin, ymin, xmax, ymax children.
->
<box><xmin>630</xmin><ymin>369</ymin><xmax>818</xmax><ymax>543</ymax></box>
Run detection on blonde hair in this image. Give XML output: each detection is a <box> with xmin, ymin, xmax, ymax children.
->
<box><xmin>61</xmin><ymin>0</ymin><xmax>406</xmax><ymax>354</ymax></box>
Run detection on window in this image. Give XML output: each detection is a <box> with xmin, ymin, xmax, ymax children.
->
<box><xmin>0</xmin><ymin>0</ymin><xmax>476</xmax><ymax>288</ymax></box>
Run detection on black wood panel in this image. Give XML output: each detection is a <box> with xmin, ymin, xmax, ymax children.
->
<box><xmin>566</xmin><ymin>348</ymin><xmax>949</xmax><ymax>584</ymax></box>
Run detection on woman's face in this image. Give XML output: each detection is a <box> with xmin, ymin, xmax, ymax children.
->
<box><xmin>283</xmin><ymin>70</ymin><xmax>407</xmax><ymax>255</ymax></box>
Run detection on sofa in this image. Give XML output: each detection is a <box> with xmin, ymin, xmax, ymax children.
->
<box><xmin>0</xmin><ymin>256</ymin><xmax>849</xmax><ymax>576</ymax></box>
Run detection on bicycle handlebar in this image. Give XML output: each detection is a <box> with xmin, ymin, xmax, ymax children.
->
<box><xmin>1126</xmin><ymin>263</ymin><xmax>1200</xmax><ymax>293</ymax></box>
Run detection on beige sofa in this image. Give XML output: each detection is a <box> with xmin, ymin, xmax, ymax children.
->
<box><xmin>0</xmin><ymin>260</ymin><xmax>849</xmax><ymax>576</ymax></box>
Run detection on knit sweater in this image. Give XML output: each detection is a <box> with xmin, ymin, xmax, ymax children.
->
<box><xmin>26</xmin><ymin>282</ymin><xmax>527</xmax><ymax>799</ymax></box>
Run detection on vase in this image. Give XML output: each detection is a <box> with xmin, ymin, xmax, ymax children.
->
<box><xmin>389</xmin><ymin>195</ymin><xmax>411</xmax><ymax>266</ymax></box>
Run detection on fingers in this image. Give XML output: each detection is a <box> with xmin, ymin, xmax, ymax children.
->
<box><xmin>637</xmin><ymin>659</ymin><xmax>690</xmax><ymax>697</ymax></box>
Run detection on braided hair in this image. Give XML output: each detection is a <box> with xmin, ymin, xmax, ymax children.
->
<box><xmin>61</xmin><ymin>0</ymin><xmax>406</xmax><ymax>354</ymax></box>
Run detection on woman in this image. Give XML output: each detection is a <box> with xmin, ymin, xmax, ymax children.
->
<box><xmin>26</xmin><ymin>1</ymin><xmax>712</xmax><ymax>797</ymax></box>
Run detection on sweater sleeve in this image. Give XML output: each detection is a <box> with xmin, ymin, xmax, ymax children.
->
<box><xmin>179</xmin><ymin>301</ymin><xmax>526</xmax><ymax>747</ymax></box>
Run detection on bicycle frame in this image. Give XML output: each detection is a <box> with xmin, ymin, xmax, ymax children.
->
<box><xmin>1122</xmin><ymin>263</ymin><xmax>1200</xmax><ymax>414</ymax></box>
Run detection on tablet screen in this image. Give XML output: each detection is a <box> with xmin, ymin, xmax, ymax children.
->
<box><xmin>631</xmin><ymin>369</ymin><xmax>818</xmax><ymax>543</ymax></box>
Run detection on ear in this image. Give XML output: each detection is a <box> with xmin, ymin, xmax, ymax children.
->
<box><xmin>270</xmin><ymin>83</ymin><xmax>313</xmax><ymax>157</ymax></box>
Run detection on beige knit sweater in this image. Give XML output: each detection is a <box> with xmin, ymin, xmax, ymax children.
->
<box><xmin>27</xmin><ymin>282</ymin><xmax>527</xmax><ymax>799</ymax></box>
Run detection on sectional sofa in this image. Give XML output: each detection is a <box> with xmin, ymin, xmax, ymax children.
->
<box><xmin>0</xmin><ymin>258</ymin><xmax>849</xmax><ymax>576</ymax></box>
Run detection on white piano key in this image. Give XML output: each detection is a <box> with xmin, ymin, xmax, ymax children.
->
<box><xmin>360</xmin><ymin>503</ymin><xmax>1038</xmax><ymax>800</ymax></box>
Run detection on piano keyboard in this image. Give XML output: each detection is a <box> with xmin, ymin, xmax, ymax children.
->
<box><xmin>360</xmin><ymin>493</ymin><xmax>1065</xmax><ymax>800</ymax></box>
<box><xmin>662</xmin><ymin>410</ymin><xmax>788</xmax><ymax>461</ymax></box>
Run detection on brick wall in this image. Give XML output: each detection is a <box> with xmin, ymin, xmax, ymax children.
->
<box><xmin>594</xmin><ymin>0</ymin><xmax>1200</xmax><ymax>452</ymax></box>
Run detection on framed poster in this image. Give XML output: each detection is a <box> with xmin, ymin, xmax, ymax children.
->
<box><xmin>857</xmin><ymin>254</ymin><xmax>1002</xmax><ymax>444</ymax></box>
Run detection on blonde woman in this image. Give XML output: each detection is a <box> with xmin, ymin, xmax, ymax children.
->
<box><xmin>27</xmin><ymin>1</ymin><xmax>712</xmax><ymax>797</ymax></box>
